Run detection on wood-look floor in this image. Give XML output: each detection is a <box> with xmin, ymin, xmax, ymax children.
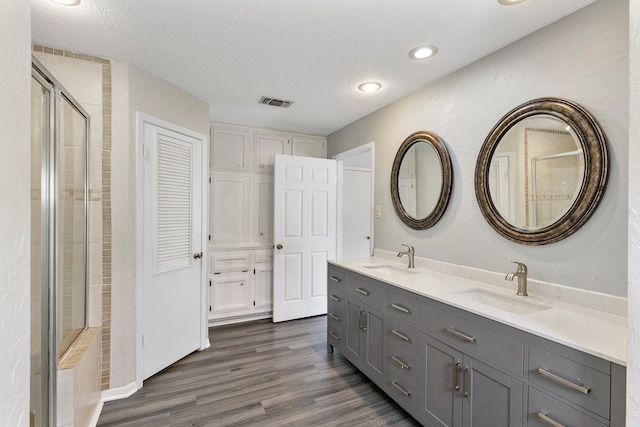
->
<box><xmin>98</xmin><ymin>316</ymin><xmax>420</xmax><ymax>427</ymax></box>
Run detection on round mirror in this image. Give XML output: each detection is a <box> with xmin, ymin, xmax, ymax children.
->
<box><xmin>475</xmin><ymin>97</ymin><xmax>608</xmax><ymax>245</ymax></box>
<box><xmin>391</xmin><ymin>131</ymin><xmax>453</xmax><ymax>230</ymax></box>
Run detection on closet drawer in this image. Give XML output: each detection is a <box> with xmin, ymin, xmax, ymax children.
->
<box><xmin>345</xmin><ymin>275</ymin><xmax>387</xmax><ymax>310</ymax></box>
<box><xmin>210</xmin><ymin>250</ymin><xmax>252</xmax><ymax>274</ymax></box>
<box><xmin>528</xmin><ymin>387</ymin><xmax>606</xmax><ymax>427</ymax></box>
<box><xmin>388</xmin><ymin>290</ymin><xmax>418</xmax><ymax>326</ymax></box>
<box><xmin>529</xmin><ymin>346</ymin><xmax>610</xmax><ymax>419</ymax></box>
<box><xmin>327</xmin><ymin>266</ymin><xmax>346</xmax><ymax>291</ymax></box>
<box><xmin>420</xmin><ymin>303</ymin><xmax>524</xmax><ymax>377</ymax></box>
<box><xmin>388</xmin><ymin>317</ymin><xmax>418</xmax><ymax>355</ymax></box>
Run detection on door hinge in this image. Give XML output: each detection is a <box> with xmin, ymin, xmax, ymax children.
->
<box><xmin>253</xmin><ymin>301</ymin><xmax>256</xmax><ymax>306</ymax></box>
<box><xmin>208</xmin><ymin>235</ymin><xmax>211</xmax><ymax>241</ymax></box>
<box><xmin>209</xmin><ymin>305</ymin><xmax>211</xmax><ymax>312</ymax></box>
<box><xmin>142</xmin><ymin>144</ymin><xmax>149</xmax><ymax>157</ymax></box>
<box><xmin>209</xmin><ymin>177</ymin><xmax>211</xmax><ymax>183</ymax></box>
<box><xmin>209</xmin><ymin>280</ymin><xmax>211</xmax><ymax>287</ymax></box>
<box><xmin>253</xmin><ymin>268</ymin><xmax>256</xmax><ymax>274</ymax></box>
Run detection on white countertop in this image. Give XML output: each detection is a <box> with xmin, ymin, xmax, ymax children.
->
<box><xmin>329</xmin><ymin>257</ymin><xmax>627</xmax><ymax>366</ymax></box>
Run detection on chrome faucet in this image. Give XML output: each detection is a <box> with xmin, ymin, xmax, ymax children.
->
<box><xmin>505</xmin><ymin>261</ymin><xmax>528</xmax><ymax>296</ymax></box>
<box><xmin>397</xmin><ymin>244</ymin><xmax>415</xmax><ymax>269</ymax></box>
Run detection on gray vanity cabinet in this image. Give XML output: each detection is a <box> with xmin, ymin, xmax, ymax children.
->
<box><xmin>421</xmin><ymin>334</ymin><xmax>523</xmax><ymax>427</ymax></box>
<box><xmin>344</xmin><ymin>292</ymin><xmax>388</xmax><ymax>383</ymax></box>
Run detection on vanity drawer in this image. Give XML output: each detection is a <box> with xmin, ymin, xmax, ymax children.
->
<box><xmin>528</xmin><ymin>387</ymin><xmax>606</xmax><ymax>427</ymax></box>
<box><xmin>420</xmin><ymin>303</ymin><xmax>524</xmax><ymax>377</ymax></box>
<box><xmin>529</xmin><ymin>346</ymin><xmax>610</xmax><ymax>419</ymax></box>
<box><xmin>328</xmin><ymin>296</ymin><xmax>344</xmax><ymax>330</ymax></box>
<box><xmin>328</xmin><ymin>288</ymin><xmax>345</xmax><ymax>307</ymax></box>
<box><xmin>345</xmin><ymin>275</ymin><xmax>387</xmax><ymax>310</ymax></box>
<box><xmin>389</xmin><ymin>343</ymin><xmax>418</xmax><ymax>384</ymax></box>
<box><xmin>327</xmin><ymin>265</ymin><xmax>346</xmax><ymax>291</ymax></box>
<box><xmin>388</xmin><ymin>317</ymin><xmax>418</xmax><ymax>355</ymax></box>
<box><xmin>389</xmin><ymin>369</ymin><xmax>419</xmax><ymax>411</ymax></box>
<box><xmin>328</xmin><ymin>326</ymin><xmax>343</xmax><ymax>347</ymax></box>
<box><xmin>388</xmin><ymin>290</ymin><xmax>418</xmax><ymax>326</ymax></box>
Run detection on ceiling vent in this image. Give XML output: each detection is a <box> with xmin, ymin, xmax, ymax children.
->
<box><xmin>259</xmin><ymin>96</ymin><xmax>294</xmax><ymax>108</ymax></box>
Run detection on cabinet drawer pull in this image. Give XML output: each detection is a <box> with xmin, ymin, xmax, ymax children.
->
<box><xmin>391</xmin><ymin>329</ymin><xmax>411</xmax><ymax>342</ymax></box>
<box><xmin>391</xmin><ymin>355</ymin><xmax>410</xmax><ymax>370</ymax></box>
<box><xmin>329</xmin><ymin>313</ymin><xmax>341</xmax><ymax>322</ymax></box>
<box><xmin>446</xmin><ymin>327</ymin><xmax>476</xmax><ymax>343</ymax></box>
<box><xmin>538</xmin><ymin>368</ymin><xmax>591</xmax><ymax>395</ymax></box>
<box><xmin>329</xmin><ymin>276</ymin><xmax>341</xmax><ymax>283</ymax></box>
<box><xmin>391</xmin><ymin>381</ymin><xmax>411</xmax><ymax>397</ymax></box>
<box><xmin>537</xmin><ymin>412</ymin><xmax>565</xmax><ymax>427</ymax></box>
<box><xmin>355</xmin><ymin>287</ymin><xmax>370</xmax><ymax>296</ymax></box>
<box><xmin>329</xmin><ymin>295</ymin><xmax>341</xmax><ymax>302</ymax></box>
<box><xmin>391</xmin><ymin>303</ymin><xmax>410</xmax><ymax>314</ymax></box>
<box><xmin>329</xmin><ymin>331</ymin><xmax>341</xmax><ymax>341</ymax></box>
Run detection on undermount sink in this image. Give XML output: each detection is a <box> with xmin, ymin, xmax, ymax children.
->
<box><xmin>449</xmin><ymin>288</ymin><xmax>551</xmax><ymax>315</ymax></box>
<box><xmin>363</xmin><ymin>265</ymin><xmax>418</xmax><ymax>276</ymax></box>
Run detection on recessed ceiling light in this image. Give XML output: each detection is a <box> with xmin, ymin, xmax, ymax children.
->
<box><xmin>408</xmin><ymin>45</ymin><xmax>439</xmax><ymax>60</ymax></box>
<box><xmin>50</xmin><ymin>0</ymin><xmax>81</xmax><ymax>5</ymax></box>
<box><xmin>358</xmin><ymin>82</ymin><xmax>382</xmax><ymax>93</ymax></box>
<box><xmin>498</xmin><ymin>0</ymin><xmax>528</xmax><ymax>5</ymax></box>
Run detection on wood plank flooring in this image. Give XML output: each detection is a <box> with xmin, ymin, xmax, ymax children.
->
<box><xmin>97</xmin><ymin>316</ymin><xmax>421</xmax><ymax>426</ymax></box>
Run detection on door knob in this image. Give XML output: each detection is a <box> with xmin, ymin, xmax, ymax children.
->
<box><xmin>193</xmin><ymin>252</ymin><xmax>203</xmax><ymax>259</ymax></box>
<box><xmin>276</xmin><ymin>244</ymin><xmax>283</xmax><ymax>250</ymax></box>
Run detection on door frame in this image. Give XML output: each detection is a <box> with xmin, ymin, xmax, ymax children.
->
<box><xmin>333</xmin><ymin>142</ymin><xmax>375</xmax><ymax>259</ymax></box>
<box><xmin>135</xmin><ymin>112</ymin><xmax>209</xmax><ymax>388</ymax></box>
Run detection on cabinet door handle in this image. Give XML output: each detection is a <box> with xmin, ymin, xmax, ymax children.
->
<box><xmin>358</xmin><ymin>310</ymin><xmax>367</xmax><ymax>331</ymax></box>
<box><xmin>391</xmin><ymin>303</ymin><xmax>410</xmax><ymax>314</ymax></box>
<box><xmin>329</xmin><ymin>295</ymin><xmax>341</xmax><ymax>302</ymax></box>
<box><xmin>453</xmin><ymin>361</ymin><xmax>461</xmax><ymax>392</ymax></box>
<box><xmin>462</xmin><ymin>367</ymin><xmax>469</xmax><ymax>398</ymax></box>
<box><xmin>329</xmin><ymin>331</ymin><xmax>341</xmax><ymax>341</ymax></box>
<box><xmin>329</xmin><ymin>313</ymin><xmax>341</xmax><ymax>322</ymax></box>
<box><xmin>446</xmin><ymin>327</ymin><xmax>476</xmax><ymax>343</ymax></box>
<box><xmin>391</xmin><ymin>381</ymin><xmax>411</xmax><ymax>397</ymax></box>
<box><xmin>538</xmin><ymin>368</ymin><xmax>591</xmax><ymax>395</ymax></box>
<box><xmin>329</xmin><ymin>276</ymin><xmax>341</xmax><ymax>283</ymax></box>
<box><xmin>391</xmin><ymin>329</ymin><xmax>410</xmax><ymax>342</ymax></box>
<box><xmin>537</xmin><ymin>412</ymin><xmax>565</xmax><ymax>427</ymax></box>
<box><xmin>355</xmin><ymin>287</ymin><xmax>370</xmax><ymax>296</ymax></box>
<box><xmin>391</xmin><ymin>355</ymin><xmax>410</xmax><ymax>370</ymax></box>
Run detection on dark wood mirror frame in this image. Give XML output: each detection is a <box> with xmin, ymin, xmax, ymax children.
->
<box><xmin>475</xmin><ymin>97</ymin><xmax>609</xmax><ymax>245</ymax></box>
<box><xmin>391</xmin><ymin>130</ymin><xmax>453</xmax><ymax>230</ymax></box>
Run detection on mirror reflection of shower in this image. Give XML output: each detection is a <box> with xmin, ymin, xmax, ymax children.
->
<box><xmin>489</xmin><ymin>115</ymin><xmax>585</xmax><ymax>230</ymax></box>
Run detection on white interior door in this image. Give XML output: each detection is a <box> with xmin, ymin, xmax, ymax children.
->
<box><xmin>273</xmin><ymin>154</ymin><xmax>337</xmax><ymax>323</ymax></box>
<box><xmin>141</xmin><ymin>120</ymin><xmax>204</xmax><ymax>381</ymax></box>
<box><xmin>342</xmin><ymin>168</ymin><xmax>372</xmax><ymax>258</ymax></box>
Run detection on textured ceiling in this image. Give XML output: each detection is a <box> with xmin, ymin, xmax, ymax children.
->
<box><xmin>31</xmin><ymin>0</ymin><xmax>597</xmax><ymax>135</ymax></box>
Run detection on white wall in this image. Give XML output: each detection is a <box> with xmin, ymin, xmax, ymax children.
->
<box><xmin>110</xmin><ymin>63</ymin><xmax>209</xmax><ymax>389</ymax></box>
<box><xmin>627</xmin><ymin>0</ymin><xmax>640</xmax><ymax>422</ymax></box>
<box><xmin>328</xmin><ymin>0</ymin><xmax>629</xmax><ymax>297</ymax></box>
<box><xmin>0</xmin><ymin>1</ymin><xmax>31</xmax><ymax>425</ymax></box>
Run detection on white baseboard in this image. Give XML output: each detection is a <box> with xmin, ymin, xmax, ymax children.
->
<box><xmin>101</xmin><ymin>381</ymin><xmax>139</xmax><ymax>403</ymax></box>
<box><xmin>89</xmin><ymin>402</ymin><xmax>104</xmax><ymax>427</ymax></box>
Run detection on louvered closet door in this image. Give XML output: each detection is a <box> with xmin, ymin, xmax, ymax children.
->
<box><xmin>142</xmin><ymin>122</ymin><xmax>203</xmax><ymax>380</ymax></box>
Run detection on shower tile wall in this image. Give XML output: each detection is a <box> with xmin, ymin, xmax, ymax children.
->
<box><xmin>32</xmin><ymin>45</ymin><xmax>113</xmax><ymax>390</ymax></box>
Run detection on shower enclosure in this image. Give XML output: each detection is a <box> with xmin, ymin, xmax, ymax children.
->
<box><xmin>30</xmin><ymin>57</ymin><xmax>89</xmax><ymax>426</ymax></box>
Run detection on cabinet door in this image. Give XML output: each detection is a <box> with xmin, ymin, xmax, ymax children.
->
<box><xmin>345</xmin><ymin>296</ymin><xmax>364</xmax><ymax>361</ymax></box>
<box><xmin>210</xmin><ymin>173</ymin><xmax>252</xmax><ymax>244</ymax></box>
<box><xmin>254</xmin><ymin>263</ymin><xmax>273</xmax><ymax>312</ymax></box>
<box><xmin>254</xmin><ymin>175</ymin><xmax>274</xmax><ymax>243</ymax></box>
<box><xmin>462</xmin><ymin>357</ymin><xmax>523</xmax><ymax>427</ymax></box>
<box><xmin>210</xmin><ymin>125</ymin><xmax>253</xmax><ymax>172</ymax></box>
<box><xmin>364</xmin><ymin>305</ymin><xmax>387</xmax><ymax>383</ymax></box>
<box><xmin>209</xmin><ymin>272</ymin><xmax>253</xmax><ymax>318</ymax></box>
<box><xmin>255</xmin><ymin>132</ymin><xmax>291</xmax><ymax>173</ymax></box>
<box><xmin>422</xmin><ymin>335</ymin><xmax>463</xmax><ymax>427</ymax></box>
<box><xmin>292</xmin><ymin>135</ymin><xmax>326</xmax><ymax>159</ymax></box>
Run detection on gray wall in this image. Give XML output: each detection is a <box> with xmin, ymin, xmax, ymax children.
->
<box><xmin>328</xmin><ymin>0</ymin><xmax>629</xmax><ymax>297</ymax></box>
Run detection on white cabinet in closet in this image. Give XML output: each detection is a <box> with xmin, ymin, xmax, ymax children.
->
<box><xmin>208</xmin><ymin>122</ymin><xmax>327</xmax><ymax>325</ymax></box>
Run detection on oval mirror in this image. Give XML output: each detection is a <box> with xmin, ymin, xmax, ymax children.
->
<box><xmin>391</xmin><ymin>131</ymin><xmax>453</xmax><ymax>230</ymax></box>
<box><xmin>475</xmin><ymin>97</ymin><xmax>608</xmax><ymax>245</ymax></box>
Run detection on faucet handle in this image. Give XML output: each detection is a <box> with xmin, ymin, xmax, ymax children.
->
<box><xmin>401</xmin><ymin>243</ymin><xmax>414</xmax><ymax>252</ymax></box>
<box><xmin>511</xmin><ymin>260</ymin><xmax>527</xmax><ymax>273</ymax></box>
